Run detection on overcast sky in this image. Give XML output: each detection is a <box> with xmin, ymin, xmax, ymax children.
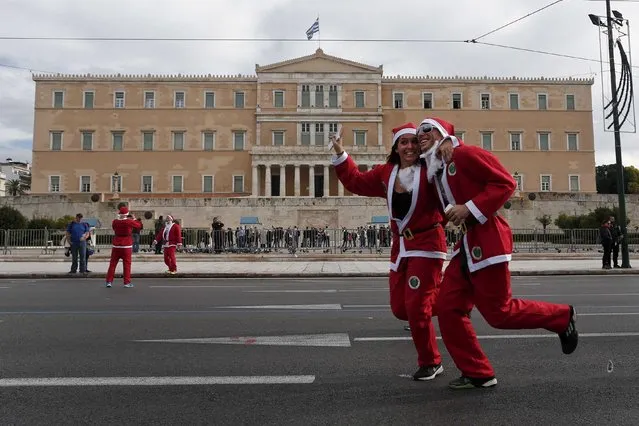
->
<box><xmin>1</xmin><ymin>0</ymin><xmax>639</xmax><ymax>167</ymax></box>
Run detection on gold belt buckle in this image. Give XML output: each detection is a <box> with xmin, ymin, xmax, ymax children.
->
<box><xmin>402</xmin><ymin>228</ymin><xmax>414</xmax><ymax>240</ymax></box>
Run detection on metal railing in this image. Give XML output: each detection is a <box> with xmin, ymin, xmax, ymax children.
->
<box><xmin>1</xmin><ymin>227</ymin><xmax>637</xmax><ymax>255</ymax></box>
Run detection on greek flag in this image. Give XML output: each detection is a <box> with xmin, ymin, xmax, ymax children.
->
<box><xmin>306</xmin><ymin>18</ymin><xmax>319</xmax><ymax>40</ymax></box>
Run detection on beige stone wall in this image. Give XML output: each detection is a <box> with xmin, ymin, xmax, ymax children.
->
<box><xmin>2</xmin><ymin>193</ymin><xmax>636</xmax><ymax>230</ymax></box>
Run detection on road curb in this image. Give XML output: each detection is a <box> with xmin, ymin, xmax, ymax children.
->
<box><xmin>0</xmin><ymin>269</ymin><xmax>636</xmax><ymax>279</ymax></box>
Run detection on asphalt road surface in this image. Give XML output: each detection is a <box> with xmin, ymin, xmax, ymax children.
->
<box><xmin>1</xmin><ymin>275</ymin><xmax>638</xmax><ymax>425</ymax></box>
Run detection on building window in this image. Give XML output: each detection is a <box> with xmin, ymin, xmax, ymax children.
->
<box><xmin>273</xmin><ymin>131</ymin><xmax>284</xmax><ymax>146</ymax></box>
<box><xmin>354</xmin><ymin>130</ymin><xmax>366</xmax><ymax>146</ymax></box>
<box><xmin>202</xmin><ymin>132</ymin><xmax>215</xmax><ymax>151</ymax></box>
<box><xmin>510</xmin><ymin>133</ymin><xmax>522</xmax><ymax>151</ymax></box>
<box><xmin>202</xmin><ymin>175</ymin><xmax>214</xmax><ymax>193</ymax></box>
<box><xmin>329</xmin><ymin>122</ymin><xmax>338</xmax><ymax>136</ymax></box>
<box><xmin>481</xmin><ymin>132</ymin><xmax>493</xmax><ymax>151</ymax></box>
<box><xmin>233</xmin><ymin>131</ymin><xmax>245</xmax><ymax>151</ymax></box>
<box><xmin>114</xmin><ymin>91</ymin><xmax>125</xmax><ymax>108</ymax></box>
<box><xmin>394</xmin><ymin>92</ymin><xmax>404</xmax><ymax>109</ymax></box>
<box><xmin>53</xmin><ymin>91</ymin><xmax>64</xmax><ymax>108</ymax></box>
<box><xmin>143</xmin><ymin>131</ymin><xmax>154</xmax><ymax>151</ymax></box>
<box><xmin>234</xmin><ymin>92</ymin><xmax>245</xmax><ymax>108</ymax></box>
<box><xmin>423</xmin><ymin>93</ymin><xmax>433</xmax><ymax>109</ymax></box>
<box><xmin>142</xmin><ymin>175</ymin><xmax>153</xmax><ymax>193</ymax></box>
<box><xmin>301</xmin><ymin>123</ymin><xmax>311</xmax><ymax>145</ymax></box>
<box><xmin>455</xmin><ymin>131</ymin><xmax>465</xmax><ymax>141</ymax></box>
<box><xmin>49</xmin><ymin>176</ymin><xmax>60</xmax><ymax>193</ymax></box>
<box><xmin>83</xmin><ymin>91</ymin><xmax>94</xmax><ymax>109</ymax></box>
<box><xmin>111</xmin><ymin>174</ymin><xmax>122</xmax><ymax>193</ymax></box>
<box><xmin>301</xmin><ymin>85</ymin><xmax>310</xmax><ymax>108</ymax></box>
<box><xmin>566</xmin><ymin>94</ymin><xmax>575</xmax><ymax>110</ymax></box>
<box><xmin>172</xmin><ymin>176</ymin><xmax>183</xmax><ymax>193</ymax></box>
<box><xmin>538</xmin><ymin>132</ymin><xmax>550</xmax><ymax>151</ymax></box>
<box><xmin>569</xmin><ymin>175</ymin><xmax>580</xmax><ymax>192</ymax></box>
<box><xmin>274</xmin><ymin>90</ymin><xmax>284</xmax><ymax>108</ymax></box>
<box><xmin>329</xmin><ymin>85</ymin><xmax>338</xmax><ymax>108</ymax></box>
<box><xmin>567</xmin><ymin>133</ymin><xmax>579</xmax><ymax>151</ymax></box>
<box><xmin>204</xmin><ymin>91</ymin><xmax>215</xmax><ymax>108</ymax></box>
<box><xmin>50</xmin><ymin>131</ymin><xmax>63</xmax><ymax>151</ymax></box>
<box><xmin>173</xmin><ymin>131</ymin><xmax>184</xmax><ymax>151</ymax></box>
<box><xmin>513</xmin><ymin>174</ymin><xmax>523</xmax><ymax>191</ymax></box>
<box><xmin>355</xmin><ymin>91</ymin><xmax>365</xmax><ymax>108</ymax></box>
<box><xmin>82</xmin><ymin>131</ymin><xmax>93</xmax><ymax>151</ymax></box>
<box><xmin>315</xmin><ymin>85</ymin><xmax>324</xmax><ymax>107</ymax></box>
<box><xmin>538</xmin><ymin>94</ymin><xmax>547</xmax><ymax>110</ymax></box>
<box><xmin>452</xmin><ymin>93</ymin><xmax>462</xmax><ymax>110</ymax></box>
<box><xmin>233</xmin><ymin>175</ymin><xmax>244</xmax><ymax>193</ymax></box>
<box><xmin>80</xmin><ymin>176</ymin><xmax>91</xmax><ymax>193</ymax></box>
<box><xmin>480</xmin><ymin>93</ymin><xmax>490</xmax><ymax>110</ymax></box>
<box><xmin>315</xmin><ymin>123</ymin><xmax>324</xmax><ymax>146</ymax></box>
<box><xmin>112</xmin><ymin>132</ymin><xmax>124</xmax><ymax>151</ymax></box>
<box><xmin>540</xmin><ymin>175</ymin><xmax>551</xmax><ymax>192</ymax></box>
<box><xmin>509</xmin><ymin>93</ymin><xmax>519</xmax><ymax>110</ymax></box>
<box><xmin>144</xmin><ymin>91</ymin><xmax>155</xmax><ymax>108</ymax></box>
<box><xmin>174</xmin><ymin>91</ymin><xmax>185</xmax><ymax>108</ymax></box>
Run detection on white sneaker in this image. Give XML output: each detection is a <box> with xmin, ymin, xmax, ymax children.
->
<box><xmin>105</xmin><ymin>282</ymin><xmax>112</xmax><ymax>288</ymax></box>
<box><xmin>123</xmin><ymin>283</ymin><xmax>134</xmax><ymax>288</ymax></box>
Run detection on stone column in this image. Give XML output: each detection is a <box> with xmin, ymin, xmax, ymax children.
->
<box><xmin>279</xmin><ymin>164</ymin><xmax>286</xmax><ymax>197</ymax></box>
<box><xmin>265</xmin><ymin>164</ymin><xmax>271</xmax><ymax>197</ymax></box>
<box><xmin>323</xmin><ymin>165</ymin><xmax>330</xmax><ymax>197</ymax></box>
<box><xmin>294</xmin><ymin>164</ymin><xmax>301</xmax><ymax>196</ymax></box>
<box><xmin>309</xmin><ymin>165</ymin><xmax>315</xmax><ymax>197</ymax></box>
<box><xmin>338</xmin><ymin>181</ymin><xmax>344</xmax><ymax>196</ymax></box>
<box><xmin>252</xmin><ymin>165</ymin><xmax>259</xmax><ymax>197</ymax></box>
<box><xmin>377</xmin><ymin>122</ymin><xmax>383</xmax><ymax>146</ymax></box>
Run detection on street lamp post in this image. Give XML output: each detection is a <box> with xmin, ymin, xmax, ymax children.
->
<box><xmin>589</xmin><ymin>0</ymin><xmax>632</xmax><ymax>268</ymax></box>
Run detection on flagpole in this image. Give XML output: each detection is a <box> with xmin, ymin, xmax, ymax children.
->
<box><xmin>317</xmin><ymin>14</ymin><xmax>321</xmax><ymax>49</ymax></box>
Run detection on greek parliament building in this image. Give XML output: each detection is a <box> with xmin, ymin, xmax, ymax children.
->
<box><xmin>29</xmin><ymin>48</ymin><xmax>596</xmax><ymax>225</ymax></box>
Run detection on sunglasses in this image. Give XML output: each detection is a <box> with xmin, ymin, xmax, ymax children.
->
<box><xmin>416</xmin><ymin>123</ymin><xmax>435</xmax><ymax>135</ymax></box>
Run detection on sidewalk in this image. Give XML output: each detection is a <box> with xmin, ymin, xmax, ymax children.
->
<box><xmin>0</xmin><ymin>258</ymin><xmax>635</xmax><ymax>278</ymax></box>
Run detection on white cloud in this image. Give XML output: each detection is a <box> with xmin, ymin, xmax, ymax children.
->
<box><xmin>2</xmin><ymin>0</ymin><xmax>639</xmax><ymax>166</ymax></box>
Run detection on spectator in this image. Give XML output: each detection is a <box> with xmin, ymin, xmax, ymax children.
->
<box><xmin>65</xmin><ymin>213</ymin><xmax>90</xmax><ymax>274</ymax></box>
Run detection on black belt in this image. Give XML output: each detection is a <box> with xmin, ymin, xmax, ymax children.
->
<box><xmin>462</xmin><ymin>211</ymin><xmax>498</xmax><ymax>232</ymax></box>
<box><xmin>392</xmin><ymin>223</ymin><xmax>441</xmax><ymax>240</ymax></box>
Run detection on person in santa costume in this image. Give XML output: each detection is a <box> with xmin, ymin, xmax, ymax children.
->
<box><xmin>418</xmin><ymin>117</ymin><xmax>578</xmax><ymax>390</ymax></box>
<box><xmin>105</xmin><ymin>206</ymin><xmax>143</xmax><ymax>288</ymax></box>
<box><xmin>153</xmin><ymin>215</ymin><xmax>182</xmax><ymax>274</ymax></box>
<box><xmin>330</xmin><ymin>123</ymin><xmax>455</xmax><ymax>381</ymax></box>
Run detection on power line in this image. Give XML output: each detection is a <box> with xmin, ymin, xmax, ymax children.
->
<box><xmin>0</xmin><ymin>62</ymin><xmax>58</xmax><ymax>74</ymax></box>
<box><xmin>469</xmin><ymin>0</ymin><xmax>567</xmax><ymax>42</ymax></box>
<box><xmin>0</xmin><ymin>36</ymin><xmax>463</xmax><ymax>43</ymax></box>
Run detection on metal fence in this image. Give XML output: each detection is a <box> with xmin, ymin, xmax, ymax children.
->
<box><xmin>1</xmin><ymin>227</ymin><xmax>637</xmax><ymax>255</ymax></box>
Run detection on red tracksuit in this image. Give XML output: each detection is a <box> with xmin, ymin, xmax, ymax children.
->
<box><xmin>433</xmin><ymin>144</ymin><xmax>572</xmax><ymax>379</ymax></box>
<box><xmin>154</xmin><ymin>222</ymin><xmax>182</xmax><ymax>273</ymax></box>
<box><xmin>333</xmin><ymin>152</ymin><xmax>447</xmax><ymax>368</ymax></box>
<box><xmin>106</xmin><ymin>218</ymin><xmax>142</xmax><ymax>284</ymax></box>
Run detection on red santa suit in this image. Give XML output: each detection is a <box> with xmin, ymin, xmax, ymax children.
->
<box><xmin>106</xmin><ymin>206</ymin><xmax>142</xmax><ymax>287</ymax></box>
<box><xmin>421</xmin><ymin>117</ymin><xmax>577</xmax><ymax>388</ymax></box>
<box><xmin>332</xmin><ymin>123</ymin><xmax>451</xmax><ymax>375</ymax></box>
<box><xmin>153</xmin><ymin>215</ymin><xmax>182</xmax><ymax>273</ymax></box>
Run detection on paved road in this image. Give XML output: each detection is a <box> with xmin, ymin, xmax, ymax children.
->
<box><xmin>0</xmin><ymin>276</ymin><xmax>638</xmax><ymax>425</ymax></box>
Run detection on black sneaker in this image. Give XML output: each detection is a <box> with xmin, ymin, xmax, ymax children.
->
<box><xmin>448</xmin><ymin>376</ymin><xmax>497</xmax><ymax>390</ymax></box>
<box><xmin>413</xmin><ymin>364</ymin><xmax>443</xmax><ymax>381</ymax></box>
<box><xmin>559</xmin><ymin>305</ymin><xmax>578</xmax><ymax>354</ymax></box>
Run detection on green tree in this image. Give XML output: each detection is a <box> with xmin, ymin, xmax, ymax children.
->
<box><xmin>0</xmin><ymin>205</ymin><xmax>27</xmax><ymax>229</ymax></box>
<box><xmin>596</xmin><ymin>164</ymin><xmax>639</xmax><ymax>194</ymax></box>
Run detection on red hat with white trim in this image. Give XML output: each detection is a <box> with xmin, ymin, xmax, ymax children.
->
<box><xmin>391</xmin><ymin>123</ymin><xmax>417</xmax><ymax>147</ymax></box>
<box><xmin>418</xmin><ymin>117</ymin><xmax>455</xmax><ymax>138</ymax></box>
<box><xmin>118</xmin><ymin>206</ymin><xmax>129</xmax><ymax>215</ymax></box>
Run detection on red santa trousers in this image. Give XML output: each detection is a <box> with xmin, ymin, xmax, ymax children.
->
<box><xmin>389</xmin><ymin>257</ymin><xmax>443</xmax><ymax>367</ymax></box>
<box><xmin>436</xmin><ymin>253</ymin><xmax>571</xmax><ymax>378</ymax></box>
<box><xmin>163</xmin><ymin>246</ymin><xmax>177</xmax><ymax>272</ymax></box>
<box><xmin>106</xmin><ymin>247</ymin><xmax>132</xmax><ymax>284</ymax></box>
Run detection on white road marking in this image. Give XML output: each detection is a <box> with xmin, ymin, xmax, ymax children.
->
<box><xmin>343</xmin><ymin>305</ymin><xmax>388</xmax><ymax>308</ymax></box>
<box><xmin>0</xmin><ymin>376</ymin><xmax>316</xmax><ymax>387</ymax></box>
<box><xmin>244</xmin><ymin>290</ymin><xmax>338</xmax><ymax>293</ymax></box>
<box><xmin>136</xmin><ymin>333</ymin><xmax>352</xmax><ymax>347</ymax></box>
<box><xmin>150</xmin><ymin>285</ymin><xmax>261</xmax><ymax>288</ymax></box>
<box><xmin>354</xmin><ymin>332</ymin><xmax>639</xmax><ymax>342</ymax></box>
<box><xmin>514</xmin><ymin>293</ymin><xmax>639</xmax><ymax>297</ymax></box>
<box><xmin>223</xmin><ymin>304</ymin><xmax>342</xmax><ymax>310</ymax></box>
<box><xmin>579</xmin><ymin>312</ymin><xmax>639</xmax><ymax>316</ymax></box>
<box><xmin>0</xmin><ymin>287</ymin><xmax>9</xmax><ymax>289</ymax></box>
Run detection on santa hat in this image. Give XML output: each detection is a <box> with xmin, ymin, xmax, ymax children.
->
<box><xmin>418</xmin><ymin>117</ymin><xmax>455</xmax><ymax>138</ymax></box>
<box><xmin>118</xmin><ymin>206</ymin><xmax>129</xmax><ymax>215</ymax></box>
<box><xmin>391</xmin><ymin>123</ymin><xmax>417</xmax><ymax>147</ymax></box>
<box><xmin>166</xmin><ymin>215</ymin><xmax>174</xmax><ymax>221</ymax></box>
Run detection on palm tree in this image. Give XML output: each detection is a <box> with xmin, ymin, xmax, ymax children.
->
<box><xmin>6</xmin><ymin>179</ymin><xmax>25</xmax><ymax>196</ymax></box>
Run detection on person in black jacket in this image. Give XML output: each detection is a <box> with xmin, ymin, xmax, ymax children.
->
<box><xmin>212</xmin><ymin>217</ymin><xmax>225</xmax><ymax>253</ymax></box>
<box><xmin>600</xmin><ymin>220</ymin><xmax>613</xmax><ymax>269</ymax></box>
<box><xmin>609</xmin><ymin>216</ymin><xmax>623</xmax><ymax>268</ymax></box>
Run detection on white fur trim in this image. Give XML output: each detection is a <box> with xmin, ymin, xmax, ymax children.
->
<box><xmin>420</xmin><ymin>118</ymin><xmax>450</xmax><ymax>137</ymax></box>
<box><xmin>463</xmin><ymin>234</ymin><xmax>511</xmax><ymax>272</ymax></box>
<box><xmin>389</xmin><ymin>236</ymin><xmax>448</xmax><ymax>271</ymax></box>
<box><xmin>112</xmin><ymin>245</ymin><xmax>133</xmax><ymax>249</ymax></box>
<box><xmin>331</xmin><ymin>151</ymin><xmax>349</xmax><ymax>166</ymax></box>
<box><xmin>392</xmin><ymin>127</ymin><xmax>417</xmax><ymax>145</ymax></box>
<box><xmin>465</xmin><ymin>200</ymin><xmax>487</xmax><ymax>224</ymax></box>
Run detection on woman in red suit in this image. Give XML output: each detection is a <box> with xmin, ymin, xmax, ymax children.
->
<box><xmin>153</xmin><ymin>215</ymin><xmax>183</xmax><ymax>274</ymax></box>
<box><xmin>331</xmin><ymin>123</ymin><xmax>454</xmax><ymax>381</ymax></box>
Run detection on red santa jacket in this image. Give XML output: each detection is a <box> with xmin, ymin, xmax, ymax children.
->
<box><xmin>154</xmin><ymin>222</ymin><xmax>183</xmax><ymax>247</ymax></box>
<box><xmin>333</xmin><ymin>152</ymin><xmax>447</xmax><ymax>271</ymax></box>
<box><xmin>111</xmin><ymin>218</ymin><xmax>143</xmax><ymax>248</ymax></box>
<box><xmin>433</xmin><ymin>145</ymin><xmax>516</xmax><ymax>273</ymax></box>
